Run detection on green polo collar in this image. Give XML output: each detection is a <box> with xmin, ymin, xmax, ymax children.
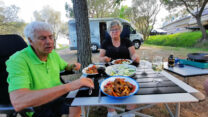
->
<box><xmin>27</xmin><ymin>45</ymin><xmax>51</xmax><ymax>64</ymax></box>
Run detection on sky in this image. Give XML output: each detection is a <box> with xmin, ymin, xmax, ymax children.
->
<box><xmin>2</xmin><ymin>0</ymin><xmax>169</xmax><ymax>28</ymax></box>
<box><xmin>2</xmin><ymin>0</ymin><xmax>71</xmax><ymax>22</ymax></box>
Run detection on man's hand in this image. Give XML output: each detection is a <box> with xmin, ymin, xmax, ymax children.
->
<box><xmin>73</xmin><ymin>63</ymin><xmax>81</xmax><ymax>71</ymax></box>
<box><xmin>66</xmin><ymin>63</ymin><xmax>81</xmax><ymax>71</ymax></box>
<box><xmin>67</xmin><ymin>78</ymin><xmax>94</xmax><ymax>91</ymax></box>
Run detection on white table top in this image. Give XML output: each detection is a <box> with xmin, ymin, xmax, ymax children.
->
<box><xmin>164</xmin><ymin>62</ymin><xmax>208</xmax><ymax>77</ymax></box>
<box><xmin>67</xmin><ymin>66</ymin><xmax>200</xmax><ymax>106</ymax></box>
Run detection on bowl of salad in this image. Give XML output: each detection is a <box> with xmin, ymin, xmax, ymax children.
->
<box><xmin>105</xmin><ymin>64</ymin><xmax>137</xmax><ymax>77</ymax></box>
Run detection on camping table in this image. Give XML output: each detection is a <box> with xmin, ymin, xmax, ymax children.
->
<box><xmin>163</xmin><ymin>62</ymin><xmax>208</xmax><ymax>84</ymax></box>
<box><xmin>66</xmin><ymin>61</ymin><xmax>201</xmax><ymax>117</ymax></box>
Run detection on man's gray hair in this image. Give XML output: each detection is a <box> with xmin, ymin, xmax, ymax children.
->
<box><xmin>24</xmin><ymin>21</ymin><xmax>54</xmax><ymax>43</ymax></box>
<box><xmin>107</xmin><ymin>20</ymin><xmax>123</xmax><ymax>33</ymax></box>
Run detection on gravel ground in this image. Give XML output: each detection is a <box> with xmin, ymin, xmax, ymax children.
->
<box><xmin>57</xmin><ymin>45</ymin><xmax>208</xmax><ymax>117</ymax></box>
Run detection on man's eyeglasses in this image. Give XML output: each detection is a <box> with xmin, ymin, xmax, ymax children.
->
<box><xmin>110</xmin><ymin>28</ymin><xmax>120</xmax><ymax>32</ymax></box>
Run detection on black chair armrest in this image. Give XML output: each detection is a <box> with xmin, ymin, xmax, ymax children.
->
<box><xmin>60</xmin><ymin>70</ymin><xmax>75</xmax><ymax>76</ymax></box>
<box><xmin>60</xmin><ymin>70</ymin><xmax>75</xmax><ymax>84</ymax></box>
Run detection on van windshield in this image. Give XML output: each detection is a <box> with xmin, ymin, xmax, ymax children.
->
<box><xmin>130</xmin><ymin>23</ymin><xmax>136</xmax><ymax>30</ymax></box>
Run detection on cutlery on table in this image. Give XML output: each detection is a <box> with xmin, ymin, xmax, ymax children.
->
<box><xmin>89</xmin><ymin>78</ymin><xmax>94</xmax><ymax>95</ymax></box>
<box><xmin>98</xmin><ymin>78</ymin><xmax>104</xmax><ymax>103</ymax></box>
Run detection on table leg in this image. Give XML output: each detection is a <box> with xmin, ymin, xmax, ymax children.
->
<box><xmin>175</xmin><ymin>103</ymin><xmax>180</xmax><ymax>117</ymax></box>
<box><xmin>164</xmin><ymin>104</ymin><xmax>174</xmax><ymax>117</ymax></box>
<box><xmin>81</xmin><ymin>106</ymin><xmax>86</xmax><ymax>117</ymax></box>
<box><xmin>86</xmin><ymin>106</ymin><xmax>90</xmax><ymax>117</ymax></box>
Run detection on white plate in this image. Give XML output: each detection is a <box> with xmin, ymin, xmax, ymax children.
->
<box><xmin>100</xmin><ymin>76</ymin><xmax>139</xmax><ymax>99</ymax></box>
<box><xmin>111</xmin><ymin>59</ymin><xmax>132</xmax><ymax>65</ymax></box>
<box><xmin>105</xmin><ymin>64</ymin><xmax>136</xmax><ymax>77</ymax></box>
<box><xmin>82</xmin><ymin>64</ymin><xmax>105</xmax><ymax>75</ymax></box>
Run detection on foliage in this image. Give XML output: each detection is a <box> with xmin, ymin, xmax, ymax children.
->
<box><xmin>146</xmin><ymin>31</ymin><xmax>203</xmax><ymax>48</ymax></box>
<box><xmin>59</xmin><ymin>22</ymin><xmax>69</xmax><ymax>35</ymax></box>
<box><xmin>131</xmin><ymin>0</ymin><xmax>161</xmax><ymax>40</ymax></box>
<box><xmin>65</xmin><ymin>0</ymin><xmax>124</xmax><ymax>18</ymax></box>
<box><xmin>160</xmin><ymin>0</ymin><xmax>208</xmax><ymax>41</ymax></box>
<box><xmin>162</xmin><ymin>8</ymin><xmax>188</xmax><ymax>23</ymax></box>
<box><xmin>117</xmin><ymin>5</ymin><xmax>132</xmax><ymax>21</ymax></box>
<box><xmin>87</xmin><ymin>0</ymin><xmax>120</xmax><ymax>18</ymax></box>
<box><xmin>33</xmin><ymin>6</ymin><xmax>62</xmax><ymax>49</ymax></box>
<box><xmin>0</xmin><ymin>2</ymin><xmax>26</xmax><ymax>37</ymax></box>
<box><xmin>65</xmin><ymin>1</ymin><xmax>74</xmax><ymax>18</ymax></box>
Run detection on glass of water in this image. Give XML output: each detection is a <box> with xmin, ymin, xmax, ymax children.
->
<box><xmin>152</xmin><ymin>56</ymin><xmax>163</xmax><ymax>88</ymax></box>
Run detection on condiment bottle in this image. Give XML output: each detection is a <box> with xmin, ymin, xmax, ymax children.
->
<box><xmin>168</xmin><ymin>54</ymin><xmax>175</xmax><ymax>67</ymax></box>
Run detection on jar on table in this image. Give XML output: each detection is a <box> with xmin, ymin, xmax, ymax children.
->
<box><xmin>168</xmin><ymin>55</ymin><xmax>175</xmax><ymax>67</ymax></box>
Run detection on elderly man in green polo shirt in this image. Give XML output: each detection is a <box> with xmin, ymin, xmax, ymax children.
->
<box><xmin>6</xmin><ymin>21</ymin><xmax>94</xmax><ymax>117</ymax></box>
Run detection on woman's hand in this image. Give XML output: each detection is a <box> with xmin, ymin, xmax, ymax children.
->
<box><xmin>131</xmin><ymin>54</ymin><xmax>140</xmax><ymax>63</ymax></box>
<box><xmin>104</xmin><ymin>56</ymin><xmax>111</xmax><ymax>62</ymax></box>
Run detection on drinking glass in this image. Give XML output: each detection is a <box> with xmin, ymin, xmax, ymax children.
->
<box><xmin>141</xmin><ymin>52</ymin><xmax>149</xmax><ymax>75</ymax></box>
<box><xmin>152</xmin><ymin>56</ymin><xmax>163</xmax><ymax>75</ymax></box>
<box><xmin>152</xmin><ymin>56</ymin><xmax>163</xmax><ymax>88</ymax></box>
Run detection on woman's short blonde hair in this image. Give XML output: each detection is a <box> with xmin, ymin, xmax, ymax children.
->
<box><xmin>107</xmin><ymin>20</ymin><xmax>123</xmax><ymax>33</ymax></box>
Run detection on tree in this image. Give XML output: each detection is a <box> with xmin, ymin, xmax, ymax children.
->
<box><xmin>0</xmin><ymin>2</ymin><xmax>26</xmax><ymax>37</ymax></box>
<box><xmin>33</xmin><ymin>6</ymin><xmax>62</xmax><ymax>49</ymax></box>
<box><xmin>161</xmin><ymin>0</ymin><xmax>208</xmax><ymax>42</ymax></box>
<box><xmin>65</xmin><ymin>1</ymin><xmax>74</xmax><ymax>18</ymax></box>
<box><xmin>131</xmin><ymin>0</ymin><xmax>161</xmax><ymax>40</ymax></box>
<box><xmin>162</xmin><ymin>8</ymin><xmax>189</xmax><ymax>23</ymax></box>
<box><xmin>87</xmin><ymin>0</ymin><xmax>120</xmax><ymax>18</ymax></box>
<box><xmin>65</xmin><ymin>0</ymin><xmax>121</xmax><ymax>18</ymax></box>
<box><xmin>72</xmin><ymin>0</ymin><xmax>92</xmax><ymax>69</ymax></box>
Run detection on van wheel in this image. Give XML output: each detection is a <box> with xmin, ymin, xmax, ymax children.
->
<box><xmin>91</xmin><ymin>44</ymin><xmax>98</xmax><ymax>53</ymax></box>
<box><xmin>133</xmin><ymin>40</ymin><xmax>140</xmax><ymax>49</ymax></box>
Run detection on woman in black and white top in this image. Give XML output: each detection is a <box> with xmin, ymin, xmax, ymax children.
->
<box><xmin>99</xmin><ymin>20</ymin><xmax>139</xmax><ymax>117</ymax></box>
<box><xmin>99</xmin><ymin>20</ymin><xmax>139</xmax><ymax>64</ymax></box>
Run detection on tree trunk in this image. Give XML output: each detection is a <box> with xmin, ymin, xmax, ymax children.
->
<box><xmin>72</xmin><ymin>0</ymin><xmax>92</xmax><ymax>69</ymax></box>
<box><xmin>195</xmin><ymin>16</ymin><xmax>208</xmax><ymax>42</ymax></box>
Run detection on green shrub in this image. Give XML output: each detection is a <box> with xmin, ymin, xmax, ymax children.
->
<box><xmin>146</xmin><ymin>31</ymin><xmax>202</xmax><ymax>48</ymax></box>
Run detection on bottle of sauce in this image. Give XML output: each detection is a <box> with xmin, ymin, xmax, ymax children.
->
<box><xmin>168</xmin><ymin>55</ymin><xmax>175</xmax><ymax>67</ymax></box>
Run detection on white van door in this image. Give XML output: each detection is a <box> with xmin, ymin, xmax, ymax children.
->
<box><xmin>89</xmin><ymin>21</ymin><xmax>100</xmax><ymax>52</ymax></box>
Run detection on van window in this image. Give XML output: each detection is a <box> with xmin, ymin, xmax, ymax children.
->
<box><xmin>130</xmin><ymin>26</ymin><xmax>136</xmax><ymax>34</ymax></box>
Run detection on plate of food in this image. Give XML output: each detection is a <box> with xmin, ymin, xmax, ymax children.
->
<box><xmin>82</xmin><ymin>64</ymin><xmax>105</xmax><ymax>75</ymax></box>
<box><xmin>100</xmin><ymin>76</ymin><xmax>139</xmax><ymax>99</ymax></box>
<box><xmin>105</xmin><ymin>64</ymin><xmax>137</xmax><ymax>77</ymax></box>
<box><xmin>112</xmin><ymin>59</ymin><xmax>132</xmax><ymax>65</ymax></box>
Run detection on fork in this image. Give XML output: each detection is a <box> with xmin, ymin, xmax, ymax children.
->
<box><xmin>89</xmin><ymin>78</ymin><xmax>94</xmax><ymax>95</ymax></box>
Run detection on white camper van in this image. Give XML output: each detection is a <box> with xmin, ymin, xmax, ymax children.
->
<box><xmin>68</xmin><ymin>18</ymin><xmax>143</xmax><ymax>52</ymax></box>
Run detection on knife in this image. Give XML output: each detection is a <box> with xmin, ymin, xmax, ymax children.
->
<box><xmin>98</xmin><ymin>78</ymin><xmax>104</xmax><ymax>103</ymax></box>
